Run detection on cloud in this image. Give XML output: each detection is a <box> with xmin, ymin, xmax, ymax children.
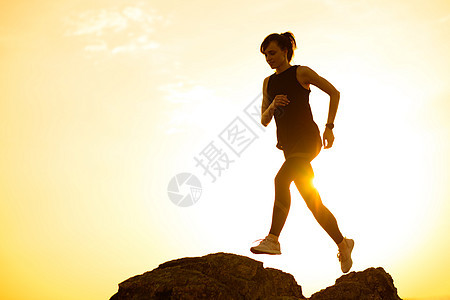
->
<box><xmin>64</xmin><ymin>4</ymin><xmax>169</xmax><ymax>55</ymax></box>
<box><xmin>66</xmin><ymin>9</ymin><xmax>128</xmax><ymax>36</ymax></box>
<box><xmin>110</xmin><ymin>35</ymin><xmax>160</xmax><ymax>54</ymax></box>
<box><xmin>159</xmin><ymin>82</ymin><xmax>216</xmax><ymax>104</ymax></box>
<box><xmin>157</xmin><ymin>80</ymin><xmax>225</xmax><ymax>135</ymax></box>
<box><xmin>84</xmin><ymin>41</ymin><xmax>108</xmax><ymax>52</ymax></box>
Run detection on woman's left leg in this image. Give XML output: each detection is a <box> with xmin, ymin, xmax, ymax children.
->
<box><xmin>293</xmin><ymin>159</ymin><xmax>344</xmax><ymax>245</ymax></box>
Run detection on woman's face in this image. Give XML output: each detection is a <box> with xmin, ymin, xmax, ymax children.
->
<box><xmin>263</xmin><ymin>41</ymin><xmax>288</xmax><ymax>69</ymax></box>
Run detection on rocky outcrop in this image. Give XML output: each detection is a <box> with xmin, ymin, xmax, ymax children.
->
<box><xmin>110</xmin><ymin>252</ymin><xmax>401</xmax><ymax>300</ymax></box>
<box><xmin>110</xmin><ymin>252</ymin><xmax>304</xmax><ymax>300</ymax></box>
<box><xmin>309</xmin><ymin>267</ymin><xmax>401</xmax><ymax>300</ymax></box>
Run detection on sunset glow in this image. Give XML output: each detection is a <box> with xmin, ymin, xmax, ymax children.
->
<box><xmin>1</xmin><ymin>1</ymin><xmax>449</xmax><ymax>299</ymax></box>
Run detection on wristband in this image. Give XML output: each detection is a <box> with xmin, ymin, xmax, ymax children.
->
<box><xmin>326</xmin><ymin>123</ymin><xmax>334</xmax><ymax>130</ymax></box>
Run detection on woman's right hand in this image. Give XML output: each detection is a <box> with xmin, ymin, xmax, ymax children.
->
<box><xmin>273</xmin><ymin>94</ymin><xmax>290</xmax><ymax>108</ymax></box>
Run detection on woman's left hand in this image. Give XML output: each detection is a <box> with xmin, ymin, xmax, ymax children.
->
<box><xmin>323</xmin><ymin>128</ymin><xmax>335</xmax><ymax>149</ymax></box>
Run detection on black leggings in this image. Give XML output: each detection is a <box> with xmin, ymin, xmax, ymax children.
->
<box><xmin>269</xmin><ymin>156</ymin><xmax>344</xmax><ymax>245</ymax></box>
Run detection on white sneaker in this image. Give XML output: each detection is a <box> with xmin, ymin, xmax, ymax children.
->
<box><xmin>250</xmin><ymin>234</ymin><xmax>281</xmax><ymax>255</ymax></box>
<box><xmin>338</xmin><ymin>238</ymin><xmax>354</xmax><ymax>273</ymax></box>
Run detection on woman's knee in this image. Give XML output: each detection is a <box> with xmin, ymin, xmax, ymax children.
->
<box><xmin>295</xmin><ymin>178</ymin><xmax>319</xmax><ymax>200</ymax></box>
<box><xmin>294</xmin><ymin>175</ymin><xmax>314</xmax><ymax>191</ymax></box>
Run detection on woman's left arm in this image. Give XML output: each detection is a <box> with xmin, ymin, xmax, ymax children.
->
<box><xmin>297</xmin><ymin>66</ymin><xmax>340</xmax><ymax>149</ymax></box>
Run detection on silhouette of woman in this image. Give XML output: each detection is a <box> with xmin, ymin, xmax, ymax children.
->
<box><xmin>250</xmin><ymin>32</ymin><xmax>354</xmax><ymax>273</ymax></box>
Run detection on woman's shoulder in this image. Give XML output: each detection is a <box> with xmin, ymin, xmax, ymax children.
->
<box><xmin>295</xmin><ymin>65</ymin><xmax>316</xmax><ymax>81</ymax></box>
<box><xmin>296</xmin><ymin>65</ymin><xmax>314</xmax><ymax>74</ymax></box>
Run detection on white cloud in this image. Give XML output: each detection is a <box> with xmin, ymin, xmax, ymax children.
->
<box><xmin>122</xmin><ymin>7</ymin><xmax>144</xmax><ymax>21</ymax></box>
<box><xmin>109</xmin><ymin>40</ymin><xmax>159</xmax><ymax>54</ymax></box>
<box><xmin>85</xmin><ymin>43</ymin><xmax>108</xmax><ymax>52</ymax></box>
<box><xmin>66</xmin><ymin>9</ymin><xmax>128</xmax><ymax>36</ymax></box>
<box><xmin>64</xmin><ymin>4</ymin><xmax>169</xmax><ymax>55</ymax></box>
<box><xmin>142</xmin><ymin>41</ymin><xmax>160</xmax><ymax>50</ymax></box>
<box><xmin>136</xmin><ymin>35</ymin><xmax>148</xmax><ymax>43</ymax></box>
<box><xmin>111</xmin><ymin>44</ymin><xmax>137</xmax><ymax>54</ymax></box>
<box><xmin>159</xmin><ymin>82</ymin><xmax>215</xmax><ymax>104</ymax></box>
<box><xmin>158</xmin><ymin>81</ymin><xmax>225</xmax><ymax>134</ymax></box>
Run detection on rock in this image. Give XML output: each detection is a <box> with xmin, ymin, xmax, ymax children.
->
<box><xmin>110</xmin><ymin>252</ymin><xmax>305</xmax><ymax>300</ymax></box>
<box><xmin>110</xmin><ymin>253</ymin><xmax>402</xmax><ymax>300</ymax></box>
<box><xmin>309</xmin><ymin>267</ymin><xmax>402</xmax><ymax>300</ymax></box>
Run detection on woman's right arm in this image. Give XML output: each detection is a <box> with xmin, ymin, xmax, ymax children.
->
<box><xmin>261</xmin><ymin>77</ymin><xmax>276</xmax><ymax>127</ymax></box>
<box><xmin>261</xmin><ymin>77</ymin><xmax>289</xmax><ymax>127</ymax></box>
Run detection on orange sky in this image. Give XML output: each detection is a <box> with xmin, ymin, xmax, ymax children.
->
<box><xmin>1</xmin><ymin>1</ymin><xmax>449</xmax><ymax>299</ymax></box>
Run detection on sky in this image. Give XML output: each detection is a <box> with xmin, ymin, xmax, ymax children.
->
<box><xmin>1</xmin><ymin>0</ymin><xmax>449</xmax><ymax>299</ymax></box>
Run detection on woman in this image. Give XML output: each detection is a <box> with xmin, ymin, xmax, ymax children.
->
<box><xmin>250</xmin><ymin>32</ymin><xmax>354</xmax><ymax>273</ymax></box>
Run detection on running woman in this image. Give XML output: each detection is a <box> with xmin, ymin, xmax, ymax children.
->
<box><xmin>250</xmin><ymin>32</ymin><xmax>354</xmax><ymax>273</ymax></box>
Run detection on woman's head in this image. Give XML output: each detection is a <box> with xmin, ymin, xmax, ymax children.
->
<box><xmin>260</xmin><ymin>32</ymin><xmax>297</xmax><ymax>67</ymax></box>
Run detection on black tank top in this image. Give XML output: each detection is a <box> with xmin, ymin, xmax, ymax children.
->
<box><xmin>267</xmin><ymin>65</ymin><xmax>322</xmax><ymax>159</ymax></box>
